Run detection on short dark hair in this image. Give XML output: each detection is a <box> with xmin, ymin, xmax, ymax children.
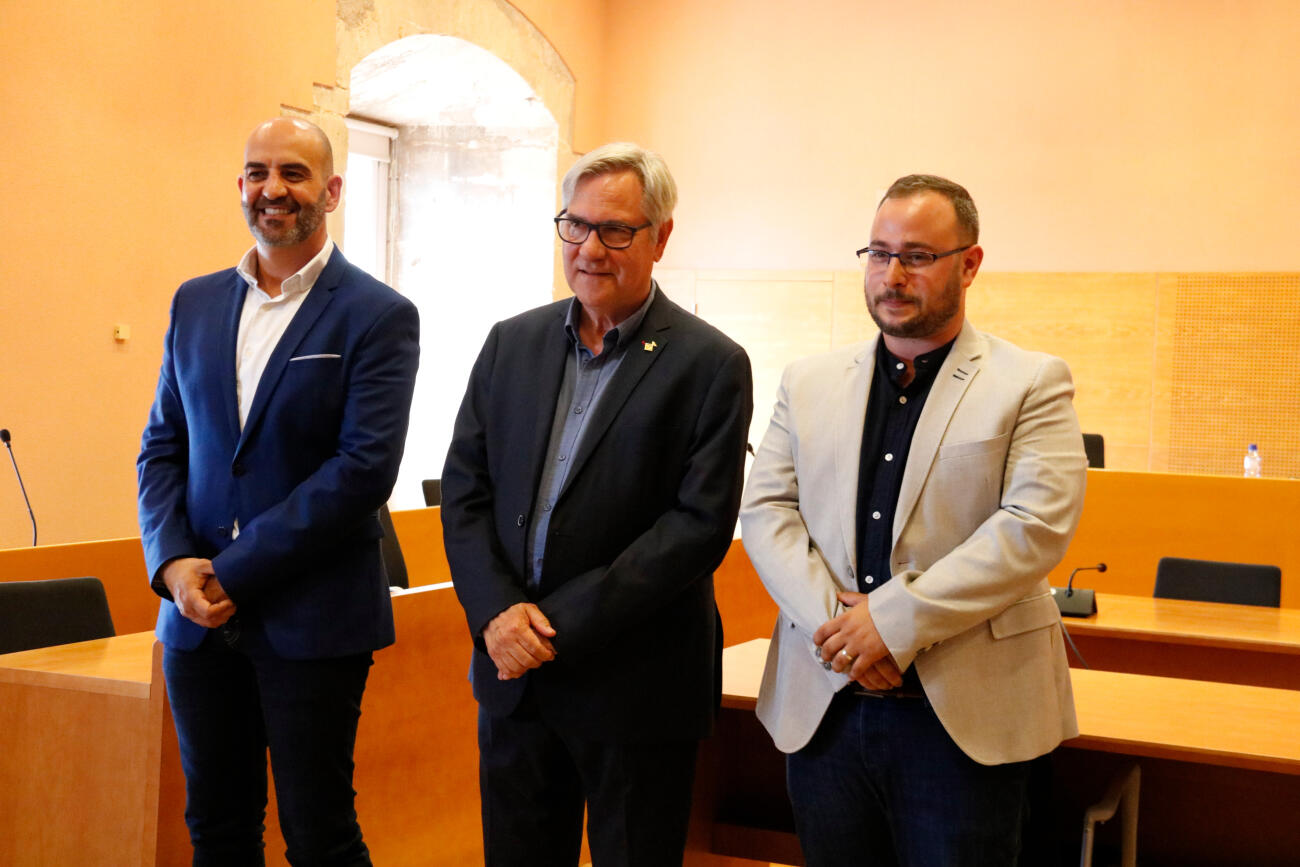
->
<box><xmin>881</xmin><ymin>174</ymin><xmax>979</xmax><ymax>244</ymax></box>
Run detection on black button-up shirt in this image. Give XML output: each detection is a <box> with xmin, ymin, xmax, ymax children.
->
<box><xmin>854</xmin><ymin>337</ymin><xmax>955</xmax><ymax>594</ymax></box>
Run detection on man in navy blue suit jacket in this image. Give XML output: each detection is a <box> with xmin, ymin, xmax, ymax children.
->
<box><xmin>137</xmin><ymin>118</ymin><xmax>419</xmax><ymax>866</ymax></box>
<box><xmin>442</xmin><ymin>143</ymin><xmax>753</xmax><ymax>865</ymax></box>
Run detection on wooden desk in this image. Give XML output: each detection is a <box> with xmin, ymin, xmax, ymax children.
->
<box><xmin>0</xmin><ymin>632</ymin><xmax>184</xmax><ymax>867</ymax></box>
<box><xmin>0</xmin><ymin>585</ymin><xmax>482</xmax><ymax>866</ymax></box>
<box><xmin>1065</xmin><ymin>592</ymin><xmax>1300</xmax><ymax>689</ymax></box>
<box><xmin>689</xmin><ymin>639</ymin><xmax>1300</xmax><ymax>866</ymax></box>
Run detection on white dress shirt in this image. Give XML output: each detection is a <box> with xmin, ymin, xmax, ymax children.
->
<box><xmin>233</xmin><ymin>239</ymin><xmax>334</xmax><ymax>428</ymax></box>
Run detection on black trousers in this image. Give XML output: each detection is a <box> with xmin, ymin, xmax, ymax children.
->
<box><xmin>162</xmin><ymin>617</ymin><xmax>374</xmax><ymax>867</ymax></box>
<box><xmin>477</xmin><ymin>688</ymin><xmax>699</xmax><ymax>867</ymax></box>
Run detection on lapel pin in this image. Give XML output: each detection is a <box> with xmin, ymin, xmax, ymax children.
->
<box><xmin>642</xmin><ymin>340</ymin><xmax>658</xmax><ymax>352</ymax></box>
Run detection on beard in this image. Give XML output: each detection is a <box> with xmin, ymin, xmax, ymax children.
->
<box><xmin>866</xmin><ymin>266</ymin><xmax>963</xmax><ymax>339</ymax></box>
<box><xmin>243</xmin><ymin>188</ymin><xmax>329</xmax><ymax>247</ymax></box>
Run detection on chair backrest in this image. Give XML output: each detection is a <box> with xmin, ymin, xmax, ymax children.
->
<box><xmin>422</xmin><ymin>478</ymin><xmax>442</xmax><ymax>507</ymax></box>
<box><xmin>1154</xmin><ymin>557</ymin><xmax>1282</xmax><ymax>608</ymax></box>
<box><xmin>378</xmin><ymin>504</ymin><xmax>409</xmax><ymax>589</ymax></box>
<box><xmin>1082</xmin><ymin>433</ymin><xmax>1105</xmax><ymax>468</ymax></box>
<box><xmin>0</xmin><ymin>576</ymin><xmax>116</xmax><ymax>655</ymax></box>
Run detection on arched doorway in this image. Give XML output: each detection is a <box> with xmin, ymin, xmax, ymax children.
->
<box><xmin>343</xmin><ymin>34</ymin><xmax>560</xmax><ymax>508</ymax></box>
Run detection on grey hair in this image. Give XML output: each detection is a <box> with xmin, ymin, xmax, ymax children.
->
<box><xmin>561</xmin><ymin>142</ymin><xmax>678</xmax><ymax>228</ymax></box>
<box><xmin>880</xmin><ymin>174</ymin><xmax>979</xmax><ymax>244</ymax></box>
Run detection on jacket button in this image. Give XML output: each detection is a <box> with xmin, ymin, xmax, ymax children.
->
<box><xmin>516</xmin><ymin>514</ymin><xmax>525</xmax><ymax>527</ymax></box>
<box><xmin>217</xmin><ymin>525</ymin><xmax>229</xmax><ymax>538</ymax></box>
<box><xmin>232</xmin><ymin>463</ymin><xmax>245</xmax><ymax>477</ymax></box>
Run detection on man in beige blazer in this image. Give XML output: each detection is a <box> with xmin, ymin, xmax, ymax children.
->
<box><xmin>740</xmin><ymin>174</ymin><xmax>1087</xmax><ymax>866</ymax></box>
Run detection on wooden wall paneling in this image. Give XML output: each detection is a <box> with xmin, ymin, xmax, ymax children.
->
<box><xmin>1147</xmin><ymin>274</ymin><xmax>1180</xmax><ymax>472</ymax></box>
<box><xmin>965</xmin><ymin>272</ymin><xmax>1161</xmax><ymax>471</ymax></box>
<box><xmin>654</xmin><ymin>268</ymin><xmax>698</xmax><ymax>315</ymax></box>
<box><xmin>830</xmin><ymin>268</ymin><xmax>873</xmax><ymax>348</ymax></box>
<box><xmin>1166</xmin><ymin>273</ymin><xmax>1300</xmax><ymax>479</ymax></box>
<box><xmin>694</xmin><ymin>270</ymin><xmax>835</xmax><ymax>452</ymax></box>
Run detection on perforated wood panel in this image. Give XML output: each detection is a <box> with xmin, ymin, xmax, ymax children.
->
<box><xmin>1167</xmin><ymin>274</ymin><xmax>1300</xmax><ymax>479</ymax></box>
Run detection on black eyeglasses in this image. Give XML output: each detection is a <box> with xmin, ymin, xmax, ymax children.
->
<box><xmin>554</xmin><ymin>211</ymin><xmax>652</xmax><ymax>250</ymax></box>
<box><xmin>856</xmin><ymin>245</ymin><xmax>972</xmax><ymax>270</ymax></box>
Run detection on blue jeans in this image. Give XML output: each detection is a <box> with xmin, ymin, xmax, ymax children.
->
<box><xmin>786</xmin><ymin>688</ymin><xmax>1039</xmax><ymax>867</ymax></box>
<box><xmin>162</xmin><ymin>616</ymin><xmax>374</xmax><ymax>867</ymax></box>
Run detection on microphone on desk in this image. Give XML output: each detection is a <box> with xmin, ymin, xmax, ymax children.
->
<box><xmin>1053</xmin><ymin>562</ymin><xmax>1105</xmax><ymax>617</ymax></box>
<box><xmin>1</xmin><ymin>428</ymin><xmax>38</xmax><ymax>547</ymax></box>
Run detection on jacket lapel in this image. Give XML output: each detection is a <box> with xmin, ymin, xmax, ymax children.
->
<box><xmin>234</xmin><ymin>250</ymin><xmax>343</xmax><ymax>456</ymax></box>
<box><xmin>522</xmin><ymin>305</ymin><xmax>571</xmax><ymax>491</ymax></box>
<box><xmin>893</xmin><ymin>321</ymin><xmax>984</xmax><ymax>542</ymax></box>
<box><xmin>221</xmin><ymin>272</ymin><xmax>250</xmax><ymax>446</ymax></box>
<box><xmin>834</xmin><ymin>338</ymin><xmax>875</xmax><ymax>578</ymax></box>
<box><xmin>559</xmin><ymin>291</ymin><xmax>673</xmax><ymax>499</ymax></box>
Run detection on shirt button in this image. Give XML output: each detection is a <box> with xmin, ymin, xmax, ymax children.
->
<box><xmin>574</xmin><ymin>406</ymin><xmax>584</xmax><ymax>414</ymax></box>
<box><xmin>872</xmin><ymin>510</ymin><xmax>881</xmax><ymax>520</ymax></box>
<box><xmin>542</xmin><ymin>503</ymin><xmax>552</xmax><ymax>512</ymax></box>
<box><xmin>516</xmin><ymin>515</ymin><xmax>525</xmax><ymax>527</ymax></box>
<box><xmin>864</xmin><ymin>575</ymin><xmax>875</xmax><ymax>585</ymax></box>
<box><xmin>898</xmin><ymin>396</ymin><xmax>908</xmax><ymax>405</ymax></box>
<box><xmin>896</xmin><ymin>362</ymin><xmax>905</xmax><ymax>370</ymax></box>
<box><xmin>884</xmin><ymin>453</ymin><xmax>894</xmax><ymax>461</ymax></box>
<box><xmin>558</xmin><ymin>454</ymin><xmax>567</xmax><ymax>461</ymax></box>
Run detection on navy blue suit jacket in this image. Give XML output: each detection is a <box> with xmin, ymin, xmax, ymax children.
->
<box><xmin>138</xmin><ymin>247</ymin><xmax>419</xmax><ymax>659</ymax></box>
<box><xmin>442</xmin><ymin>291</ymin><xmax>753</xmax><ymax>743</ymax></box>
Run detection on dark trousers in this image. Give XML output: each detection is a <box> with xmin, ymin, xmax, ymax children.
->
<box><xmin>162</xmin><ymin>617</ymin><xmax>374</xmax><ymax>867</ymax></box>
<box><xmin>477</xmin><ymin>690</ymin><xmax>699</xmax><ymax>867</ymax></box>
<box><xmin>786</xmin><ymin>688</ymin><xmax>1039</xmax><ymax>867</ymax></box>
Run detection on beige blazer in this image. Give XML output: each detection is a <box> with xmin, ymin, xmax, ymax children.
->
<box><xmin>740</xmin><ymin>321</ymin><xmax>1086</xmax><ymax>764</ymax></box>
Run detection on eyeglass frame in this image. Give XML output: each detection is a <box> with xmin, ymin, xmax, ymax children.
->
<box><xmin>554</xmin><ymin>210</ymin><xmax>653</xmax><ymax>250</ymax></box>
<box><xmin>855</xmin><ymin>245</ymin><xmax>973</xmax><ymax>270</ymax></box>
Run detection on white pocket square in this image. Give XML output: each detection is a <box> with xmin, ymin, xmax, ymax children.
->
<box><xmin>289</xmin><ymin>353</ymin><xmax>342</xmax><ymax>361</ymax></box>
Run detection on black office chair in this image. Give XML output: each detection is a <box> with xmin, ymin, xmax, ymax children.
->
<box><xmin>1082</xmin><ymin>433</ymin><xmax>1105</xmax><ymax>468</ymax></box>
<box><xmin>377</xmin><ymin>504</ymin><xmax>409</xmax><ymax>589</ymax></box>
<box><xmin>0</xmin><ymin>576</ymin><xmax>116</xmax><ymax>655</ymax></box>
<box><xmin>421</xmin><ymin>478</ymin><xmax>442</xmax><ymax>507</ymax></box>
<box><xmin>1154</xmin><ymin>557</ymin><xmax>1282</xmax><ymax>608</ymax></box>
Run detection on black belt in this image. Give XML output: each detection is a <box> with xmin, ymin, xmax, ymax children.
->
<box><xmin>851</xmin><ymin>686</ymin><xmax>927</xmax><ymax>700</ymax></box>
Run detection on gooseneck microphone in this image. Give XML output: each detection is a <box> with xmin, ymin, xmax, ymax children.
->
<box><xmin>1</xmin><ymin>428</ymin><xmax>38</xmax><ymax>547</ymax></box>
<box><xmin>1053</xmin><ymin>561</ymin><xmax>1105</xmax><ymax>617</ymax></box>
<box><xmin>1066</xmin><ymin>562</ymin><xmax>1107</xmax><ymax>597</ymax></box>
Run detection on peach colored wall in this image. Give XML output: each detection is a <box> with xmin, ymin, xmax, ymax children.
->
<box><xmin>0</xmin><ymin>0</ymin><xmax>608</xmax><ymax>549</ymax></box>
<box><xmin>508</xmin><ymin>0</ymin><xmax>609</xmax><ymax>150</ymax></box>
<box><xmin>602</xmin><ymin>0</ymin><xmax>1299</xmax><ymax>273</ymax></box>
<box><xmin>5</xmin><ymin>0</ymin><xmax>1297</xmax><ymax>547</ymax></box>
<box><xmin>0</xmin><ymin>1</ymin><xmax>335</xmax><ymax>549</ymax></box>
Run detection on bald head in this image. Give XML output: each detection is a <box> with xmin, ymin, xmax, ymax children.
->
<box><xmin>246</xmin><ymin>117</ymin><xmax>334</xmax><ymax>177</ymax></box>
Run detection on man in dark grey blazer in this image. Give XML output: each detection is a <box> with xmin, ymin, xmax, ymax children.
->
<box><xmin>441</xmin><ymin>143</ymin><xmax>752</xmax><ymax>866</ymax></box>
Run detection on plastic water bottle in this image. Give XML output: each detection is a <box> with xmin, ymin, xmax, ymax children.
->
<box><xmin>1243</xmin><ymin>444</ymin><xmax>1262</xmax><ymax>478</ymax></box>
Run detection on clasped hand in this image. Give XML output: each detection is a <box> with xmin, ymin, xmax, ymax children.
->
<box><xmin>161</xmin><ymin>557</ymin><xmax>236</xmax><ymax>629</ymax></box>
<box><xmin>813</xmin><ymin>591</ymin><xmax>903</xmax><ymax>691</ymax></box>
<box><xmin>483</xmin><ymin>602</ymin><xmax>557</xmax><ymax>681</ymax></box>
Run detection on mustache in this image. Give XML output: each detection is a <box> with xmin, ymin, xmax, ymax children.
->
<box><xmin>253</xmin><ymin>196</ymin><xmax>297</xmax><ymax>210</ymax></box>
<box><xmin>875</xmin><ymin>291</ymin><xmax>915</xmax><ymax>303</ymax></box>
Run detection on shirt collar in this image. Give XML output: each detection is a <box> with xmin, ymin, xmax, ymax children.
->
<box><xmin>236</xmin><ymin>238</ymin><xmax>335</xmax><ymax>302</ymax></box>
<box><xmin>564</xmin><ymin>281</ymin><xmax>658</xmax><ymax>352</ymax></box>
<box><xmin>876</xmin><ymin>335</ymin><xmax>956</xmax><ymax>388</ymax></box>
